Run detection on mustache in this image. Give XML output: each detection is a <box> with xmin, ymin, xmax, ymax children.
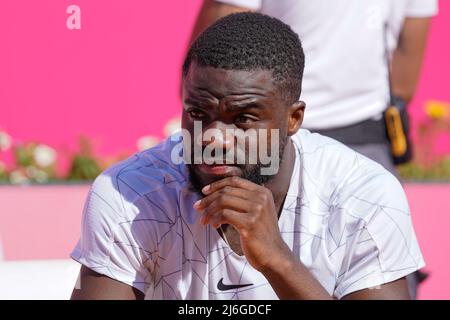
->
<box><xmin>189</xmin><ymin>144</ymin><xmax>249</xmax><ymax>167</ymax></box>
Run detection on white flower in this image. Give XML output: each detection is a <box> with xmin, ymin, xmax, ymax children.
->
<box><xmin>26</xmin><ymin>166</ymin><xmax>49</xmax><ymax>183</ymax></box>
<box><xmin>137</xmin><ymin>135</ymin><xmax>159</xmax><ymax>151</ymax></box>
<box><xmin>163</xmin><ymin>117</ymin><xmax>181</xmax><ymax>137</ymax></box>
<box><xmin>0</xmin><ymin>131</ymin><xmax>12</xmax><ymax>152</ymax></box>
<box><xmin>33</xmin><ymin>144</ymin><xmax>57</xmax><ymax>167</ymax></box>
<box><xmin>9</xmin><ymin>170</ymin><xmax>30</xmax><ymax>185</ymax></box>
<box><xmin>35</xmin><ymin>170</ymin><xmax>49</xmax><ymax>183</ymax></box>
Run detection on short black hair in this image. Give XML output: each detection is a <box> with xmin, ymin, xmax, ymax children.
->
<box><xmin>183</xmin><ymin>12</ymin><xmax>305</xmax><ymax>104</ymax></box>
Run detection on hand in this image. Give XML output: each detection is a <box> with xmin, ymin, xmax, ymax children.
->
<box><xmin>193</xmin><ymin>176</ymin><xmax>292</xmax><ymax>272</ymax></box>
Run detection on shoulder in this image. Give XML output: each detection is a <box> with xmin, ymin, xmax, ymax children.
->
<box><xmin>403</xmin><ymin>0</ymin><xmax>439</xmax><ymax>17</ymax></box>
<box><xmin>89</xmin><ymin>136</ymin><xmax>189</xmax><ymax>220</ymax></box>
<box><xmin>293</xmin><ymin>129</ymin><xmax>408</xmax><ymax>220</ymax></box>
<box><xmin>297</xmin><ymin>131</ymin><xmax>412</xmax><ymax>245</ymax></box>
<box><xmin>292</xmin><ymin>129</ymin><xmax>373</xmax><ymax>199</ymax></box>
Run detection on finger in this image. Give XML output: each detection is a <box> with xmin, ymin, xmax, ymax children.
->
<box><xmin>208</xmin><ymin>210</ymin><xmax>228</xmax><ymax>228</ymax></box>
<box><xmin>202</xmin><ymin>176</ymin><xmax>260</xmax><ymax>195</ymax></box>
<box><xmin>202</xmin><ymin>194</ymin><xmax>254</xmax><ymax>222</ymax></box>
<box><xmin>201</xmin><ymin>194</ymin><xmax>254</xmax><ymax>225</ymax></box>
<box><xmin>193</xmin><ymin>186</ymin><xmax>252</xmax><ymax>211</ymax></box>
<box><xmin>206</xmin><ymin>209</ymin><xmax>248</xmax><ymax>230</ymax></box>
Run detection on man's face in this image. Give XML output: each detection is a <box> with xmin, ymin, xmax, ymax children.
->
<box><xmin>181</xmin><ymin>62</ymin><xmax>298</xmax><ymax>192</ymax></box>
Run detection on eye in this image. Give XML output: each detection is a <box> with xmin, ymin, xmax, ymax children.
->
<box><xmin>188</xmin><ymin>109</ymin><xmax>206</xmax><ymax>120</ymax></box>
<box><xmin>236</xmin><ymin>114</ymin><xmax>258</xmax><ymax>124</ymax></box>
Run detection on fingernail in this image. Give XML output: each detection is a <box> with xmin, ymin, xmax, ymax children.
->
<box><xmin>202</xmin><ymin>185</ymin><xmax>210</xmax><ymax>194</ymax></box>
<box><xmin>193</xmin><ymin>200</ymin><xmax>202</xmax><ymax>209</ymax></box>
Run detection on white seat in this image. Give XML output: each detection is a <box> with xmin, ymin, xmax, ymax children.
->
<box><xmin>0</xmin><ymin>260</ymin><xmax>80</xmax><ymax>300</ymax></box>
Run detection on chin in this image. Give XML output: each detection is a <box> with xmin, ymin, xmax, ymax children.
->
<box><xmin>188</xmin><ymin>164</ymin><xmax>242</xmax><ymax>192</ymax></box>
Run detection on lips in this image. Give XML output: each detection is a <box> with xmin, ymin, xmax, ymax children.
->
<box><xmin>196</xmin><ymin>163</ymin><xmax>242</xmax><ymax>176</ymax></box>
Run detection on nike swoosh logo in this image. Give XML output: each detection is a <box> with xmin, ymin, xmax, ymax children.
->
<box><xmin>217</xmin><ymin>278</ymin><xmax>253</xmax><ymax>291</ymax></box>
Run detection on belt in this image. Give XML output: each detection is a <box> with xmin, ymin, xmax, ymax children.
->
<box><xmin>311</xmin><ymin>117</ymin><xmax>388</xmax><ymax>145</ymax></box>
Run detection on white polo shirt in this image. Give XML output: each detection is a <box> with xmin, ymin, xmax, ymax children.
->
<box><xmin>71</xmin><ymin>129</ymin><xmax>424</xmax><ymax>299</ymax></box>
<box><xmin>217</xmin><ymin>0</ymin><xmax>438</xmax><ymax>129</ymax></box>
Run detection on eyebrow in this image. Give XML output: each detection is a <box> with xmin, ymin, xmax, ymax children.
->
<box><xmin>184</xmin><ymin>96</ymin><xmax>268</xmax><ymax>112</ymax></box>
<box><xmin>226</xmin><ymin>99</ymin><xmax>268</xmax><ymax>112</ymax></box>
<box><xmin>183</xmin><ymin>98</ymin><xmax>211</xmax><ymax>110</ymax></box>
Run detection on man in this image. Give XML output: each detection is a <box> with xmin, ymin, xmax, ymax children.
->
<box><xmin>71</xmin><ymin>13</ymin><xmax>424</xmax><ymax>299</ymax></box>
<box><xmin>189</xmin><ymin>0</ymin><xmax>437</xmax><ymax>298</ymax></box>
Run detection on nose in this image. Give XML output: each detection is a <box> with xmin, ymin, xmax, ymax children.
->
<box><xmin>200</xmin><ymin>121</ymin><xmax>235</xmax><ymax>151</ymax></box>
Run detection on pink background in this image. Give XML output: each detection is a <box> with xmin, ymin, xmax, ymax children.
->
<box><xmin>0</xmin><ymin>0</ymin><xmax>203</xmax><ymax>159</ymax></box>
<box><xmin>0</xmin><ymin>0</ymin><xmax>449</xmax><ymax>300</ymax></box>
<box><xmin>1</xmin><ymin>0</ymin><xmax>449</xmax><ymax>160</ymax></box>
<box><xmin>0</xmin><ymin>184</ymin><xmax>449</xmax><ymax>299</ymax></box>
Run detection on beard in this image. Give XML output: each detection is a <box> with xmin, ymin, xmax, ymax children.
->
<box><xmin>187</xmin><ymin>136</ymin><xmax>288</xmax><ymax>194</ymax></box>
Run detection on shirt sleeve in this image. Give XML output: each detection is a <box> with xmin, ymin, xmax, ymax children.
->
<box><xmin>71</xmin><ymin>173</ymin><xmax>154</xmax><ymax>294</ymax></box>
<box><xmin>333</xmin><ymin>167</ymin><xmax>425</xmax><ymax>299</ymax></box>
<box><xmin>405</xmin><ymin>0</ymin><xmax>438</xmax><ymax>17</ymax></box>
<box><xmin>215</xmin><ymin>0</ymin><xmax>262</xmax><ymax>10</ymax></box>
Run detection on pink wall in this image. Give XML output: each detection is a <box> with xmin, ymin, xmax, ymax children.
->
<box><xmin>407</xmin><ymin>184</ymin><xmax>450</xmax><ymax>300</ymax></box>
<box><xmin>0</xmin><ymin>185</ymin><xmax>87</xmax><ymax>261</ymax></box>
<box><xmin>0</xmin><ymin>184</ymin><xmax>448</xmax><ymax>299</ymax></box>
<box><xmin>0</xmin><ymin>0</ymin><xmax>449</xmax><ymax>161</ymax></box>
<box><xmin>408</xmin><ymin>0</ymin><xmax>450</xmax><ymax>155</ymax></box>
<box><xmin>0</xmin><ymin>0</ymin><xmax>202</xmax><ymax>158</ymax></box>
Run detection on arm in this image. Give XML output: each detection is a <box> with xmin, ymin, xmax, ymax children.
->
<box><xmin>342</xmin><ymin>278</ymin><xmax>410</xmax><ymax>300</ymax></box>
<box><xmin>189</xmin><ymin>0</ymin><xmax>251</xmax><ymax>47</ymax></box>
<box><xmin>260</xmin><ymin>253</ymin><xmax>411</xmax><ymax>300</ymax></box>
<box><xmin>195</xmin><ymin>176</ymin><xmax>414</xmax><ymax>300</ymax></box>
<box><xmin>69</xmin><ymin>173</ymin><xmax>154</xmax><ymax>300</ymax></box>
<box><xmin>71</xmin><ymin>266</ymin><xmax>144</xmax><ymax>300</ymax></box>
<box><xmin>391</xmin><ymin>17</ymin><xmax>432</xmax><ymax>103</ymax></box>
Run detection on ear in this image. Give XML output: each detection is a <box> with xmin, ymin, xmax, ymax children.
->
<box><xmin>287</xmin><ymin>101</ymin><xmax>305</xmax><ymax>136</ymax></box>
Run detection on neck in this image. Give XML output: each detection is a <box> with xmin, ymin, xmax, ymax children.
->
<box><xmin>263</xmin><ymin>138</ymin><xmax>296</xmax><ymax>215</ymax></box>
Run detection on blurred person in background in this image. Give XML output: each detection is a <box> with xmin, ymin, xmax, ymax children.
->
<box><xmin>189</xmin><ymin>0</ymin><xmax>438</xmax><ymax>299</ymax></box>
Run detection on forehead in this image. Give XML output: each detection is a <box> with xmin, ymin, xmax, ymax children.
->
<box><xmin>183</xmin><ymin>61</ymin><xmax>278</xmax><ymax>98</ymax></box>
